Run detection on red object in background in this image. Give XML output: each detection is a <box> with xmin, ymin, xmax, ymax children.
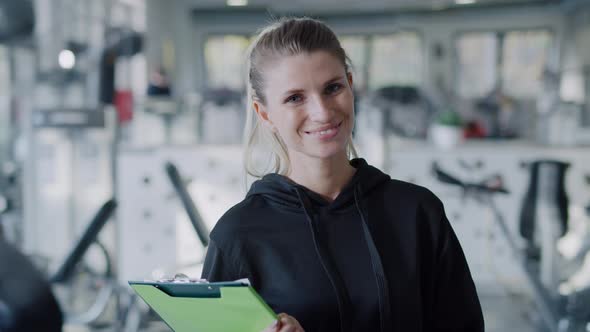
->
<box><xmin>114</xmin><ymin>90</ymin><xmax>134</xmax><ymax>123</ymax></box>
<box><xmin>463</xmin><ymin>121</ymin><xmax>487</xmax><ymax>139</ymax></box>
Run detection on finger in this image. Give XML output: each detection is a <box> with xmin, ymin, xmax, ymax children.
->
<box><xmin>277</xmin><ymin>325</ymin><xmax>297</xmax><ymax>332</ymax></box>
<box><xmin>261</xmin><ymin>319</ymin><xmax>279</xmax><ymax>332</ymax></box>
<box><xmin>279</xmin><ymin>314</ymin><xmax>294</xmax><ymax>324</ymax></box>
<box><xmin>277</xmin><ymin>313</ymin><xmax>291</xmax><ymax>325</ymax></box>
<box><xmin>274</xmin><ymin>313</ymin><xmax>305</xmax><ymax>332</ymax></box>
<box><xmin>277</xmin><ymin>315</ymin><xmax>303</xmax><ymax>332</ymax></box>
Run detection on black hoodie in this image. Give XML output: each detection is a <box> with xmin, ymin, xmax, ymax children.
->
<box><xmin>202</xmin><ymin>158</ymin><xmax>484</xmax><ymax>332</ymax></box>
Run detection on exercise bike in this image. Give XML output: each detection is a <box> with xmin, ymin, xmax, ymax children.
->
<box><xmin>0</xmin><ymin>198</ymin><xmax>117</xmax><ymax>331</ymax></box>
<box><xmin>432</xmin><ymin>162</ymin><xmax>590</xmax><ymax>332</ymax></box>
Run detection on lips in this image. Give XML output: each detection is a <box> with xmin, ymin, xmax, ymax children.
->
<box><xmin>304</xmin><ymin>121</ymin><xmax>342</xmax><ymax>136</ymax></box>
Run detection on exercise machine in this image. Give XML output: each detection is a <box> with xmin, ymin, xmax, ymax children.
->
<box><xmin>433</xmin><ymin>162</ymin><xmax>590</xmax><ymax>332</ymax></box>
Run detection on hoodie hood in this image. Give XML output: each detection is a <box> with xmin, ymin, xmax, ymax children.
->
<box><xmin>246</xmin><ymin>158</ymin><xmax>390</xmax><ymax>212</ymax></box>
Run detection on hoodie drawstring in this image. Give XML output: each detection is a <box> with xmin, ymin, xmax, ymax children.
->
<box><xmin>295</xmin><ymin>188</ymin><xmax>353</xmax><ymax>332</ymax></box>
<box><xmin>354</xmin><ymin>185</ymin><xmax>393</xmax><ymax>332</ymax></box>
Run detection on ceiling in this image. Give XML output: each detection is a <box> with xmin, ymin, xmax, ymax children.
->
<box><xmin>184</xmin><ymin>0</ymin><xmax>563</xmax><ymax>14</ymax></box>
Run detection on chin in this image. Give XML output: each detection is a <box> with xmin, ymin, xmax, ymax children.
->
<box><xmin>305</xmin><ymin>144</ymin><xmax>348</xmax><ymax>160</ymax></box>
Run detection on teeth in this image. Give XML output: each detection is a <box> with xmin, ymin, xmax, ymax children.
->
<box><xmin>307</xmin><ymin>123</ymin><xmax>339</xmax><ymax>135</ymax></box>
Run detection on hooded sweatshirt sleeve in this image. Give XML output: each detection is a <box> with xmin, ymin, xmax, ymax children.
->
<box><xmin>434</xmin><ymin>216</ymin><xmax>484</xmax><ymax>331</ymax></box>
<box><xmin>201</xmin><ymin>238</ymin><xmax>243</xmax><ymax>282</ymax></box>
<box><xmin>423</xmin><ymin>193</ymin><xmax>484</xmax><ymax>332</ymax></box>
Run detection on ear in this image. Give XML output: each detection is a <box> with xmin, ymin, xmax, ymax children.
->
<box><xmin>253</xmin><ymin>100</ymin><xmax>276</xmax><ymax>132</ymax></box>
<box><xmin>347</xmin><ymin>72</ymin><xmax>353</xmax><ymax>89</ymax></box>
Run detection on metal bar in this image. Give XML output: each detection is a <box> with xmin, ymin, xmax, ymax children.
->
<box><xmin>164</xmin><ymin>161</ymin><xmax>210</xmax><ymax>247</ymax></box>
<box><xmin>488</xmin><ymin>197</ymin><xmax>560</xmax><ymax>331</ymax></box>
<box><xmin>51</xmin><ymin>198</ymin><xmax>117</xmax><ymax>283</ymax></box>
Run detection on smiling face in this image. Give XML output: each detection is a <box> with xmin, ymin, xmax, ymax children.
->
<box><xmin>253</xmin><ymin>51</ymin><xmax>354</xmax><ymax>164</ymax></box>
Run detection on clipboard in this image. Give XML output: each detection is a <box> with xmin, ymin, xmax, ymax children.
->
<box><xmin>129</xmin><ymin>280</ymin><xmax>276</xmax><ymax>332</ymax></box>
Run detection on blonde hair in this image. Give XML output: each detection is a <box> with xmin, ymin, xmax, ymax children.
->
<box><xmin>243</xmin><ymin>17</ymin><xmax>358</xmax><ymax>179</ymax></box>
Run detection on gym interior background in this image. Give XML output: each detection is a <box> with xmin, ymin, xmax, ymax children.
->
<box><xmin>1</xmin><ymin>0</ymin><xmax>590</xmax><ymax>331</ymax></box>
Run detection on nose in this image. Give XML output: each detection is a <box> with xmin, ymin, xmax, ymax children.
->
<box><xmin>308</xmin><ymin>95</ymin><xmax>335</xmax><ymax>122</ymax></box>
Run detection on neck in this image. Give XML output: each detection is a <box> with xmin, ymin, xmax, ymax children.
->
<box><xmin>287</xmin><ymin>152</ymin><xmax>356</xmax><ymax>202</ymax></box>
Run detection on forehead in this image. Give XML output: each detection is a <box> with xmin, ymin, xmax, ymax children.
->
<box><xmin>262</xmin><ymin>51</ymin><xmax>346</xmax><ymax>92</ymax></box>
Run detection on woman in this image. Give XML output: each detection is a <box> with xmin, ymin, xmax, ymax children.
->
<box><xmin>202</xmin><ymin>17</ymin><xmax>484</xmax><ymax>332</ymax></box>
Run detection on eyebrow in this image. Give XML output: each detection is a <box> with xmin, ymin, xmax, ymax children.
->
<box><xmin>281</xmin><ymin>75</ymin><xmax>346</xmax><ymax>97</ymax></box>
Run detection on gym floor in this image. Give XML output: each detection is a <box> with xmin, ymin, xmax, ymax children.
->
<box><xmin>479</xmin><ymin>290</ymin><xmax>537</xmax><ymax>332</ymax></box>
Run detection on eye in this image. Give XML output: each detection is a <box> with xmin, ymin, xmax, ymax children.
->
<box><xmin>284</xmin><ymin>94</ymin><xmax>303</xmax><ymax>104</ymax></box>
<box><xmin>325</xmin><ymin>83</ymin><xmax>343</xmax><ymax>95</ymax></box>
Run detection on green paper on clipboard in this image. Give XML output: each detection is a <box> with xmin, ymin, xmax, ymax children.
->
<box><xmin>129</xmin><ymin>280</ymin><xmax>276</xmax><ymax>332</ymax></box>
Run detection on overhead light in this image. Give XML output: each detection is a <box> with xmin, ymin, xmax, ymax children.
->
<box><xmin>227</xmin><ymin>0</ymin><xmax>247</xmax><ymax>6</ymax></box>
<box><xmin>455</xmin><ymin>0</ymin><xmax>476</xmax><ymax>4</ymax></box>
<box><xmin>58</xmin><ymin>49</ymin><xmax>76</xmax><ymax>70</ymax></box>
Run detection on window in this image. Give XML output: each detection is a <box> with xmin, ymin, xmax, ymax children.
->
<box><xmin>204</xmin><ymin>32</ymin><xmax>423</xmax><ymax>93</ymax></box>
<box><xmin>455</xmin><ymin>29</ymin><xmax>552</xmax><ymax>99</ymax></box>
<box><xmin>0</xmin><ymin>46</ymin><xmax>10</xmax><ymax>156</ymax></box>
<box><xmin>455</xmin><ymin>33</ymin><xmax>497</xmax><ymax>98</ymax></box>
<box><xmin>340</xmin><ymin>36</ymin><xmax>369</xmax><ymax>92</ymax></box>
<box><xmin>368</xmin><ymin>32</ymin><xmax>423</xmax><ymax>89</ymax></box>
<box><xmin>502</xmin><ymin>30</ymin><xmax>552</xmax><ymax>98</ymax></box>
<box><xmin>0</xmin><ymin>46</ymin><xmax>9</xmax><ymax>96</ymax></box>
<box><xmin>204</xmin><ymin>35</ymin><xmax>250</xmax><ymax>90</ymax></box>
